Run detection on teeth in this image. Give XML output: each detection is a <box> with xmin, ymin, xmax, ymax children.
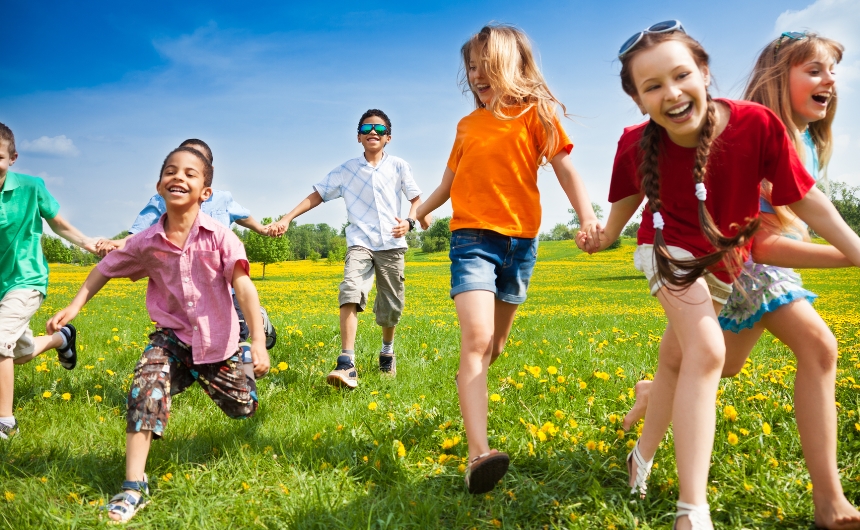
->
<box><xmin>667</xmin><ymin>103</ymin><xmax>691</xmax><ymax>116</ymax></box>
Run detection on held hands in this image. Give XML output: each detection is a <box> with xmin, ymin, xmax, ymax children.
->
<box><xmin>82</xmin><ymin>237</ymin><xmax>102</xmax><ymax>256</ymax></box>
<box><xmin>250</xmin><ymin>341</ymin><xmax>271</xmax><ymax>378</ymax></box>
<box><xmin>46</xmin><ymin>305</ymin><xmax>81</xmax><ymax>335</ymax></box>
<box><xmin>415</xmin><ymin>205</ymin><xmax>432</xmax><ymax>230</ymax></box>
<box><xmin>264</xmin><ymin>219</ymin><xmax>290</xmax><ymax>238</ymax></box>
<box><xmin>576</xmin><ymin>221</ymin><xmax>604</xmax><ymax>254</ymax></box>
<box><xmin>94</xmin><ymin>238</ymin><xmax>123</xmax><ymax>257</ymax></box>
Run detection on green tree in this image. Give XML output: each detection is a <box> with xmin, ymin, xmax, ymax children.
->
<box><xmin>568</xmin><ymin>203</ymin><xmax>604</xmax><ymax>228</ymax></box>
<box><xmin>327</xmin><ymin>236</ymin><xmax>347</xmax><ymax>265</ymax></box>
<box><xmin>622</xmin><ymin>222</ymin><xmax>640</xmax><ymax>238</ymax></box>
<box><xmin>419</xmin><ymin>216</ymin><xmax>452</xmax><ymax>253</ymax></box>
<box><xmin>41</xmin><ymin>235</ymin><xmax>73</xmax><ymax>263</ymax></box>
<box><xmin>828</xmin><ymin>181</ymin><xmax>860</xmax><ymax>235</ymax></box>
<box><xmin>243</xmin><ymin>217</ymin><xmax>292</xmax><ymax>279</ymax></box>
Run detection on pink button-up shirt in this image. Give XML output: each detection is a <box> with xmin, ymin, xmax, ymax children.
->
<box><xmin>98</xmin><ymin>211</ymin><xmax>249</xmax><ymax>364</ymax></box>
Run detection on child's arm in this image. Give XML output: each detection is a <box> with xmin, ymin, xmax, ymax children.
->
<box><xmin>393</xmin><ymin>196</ymin><xmax>424</xmax><ymax>238</ymax></box>
<box><xmin>415</xmin><ymin>168</ymin><xmax>454</xmax><ymax>229</ymax></box>
<box><xmin>235</xmin><ymin>216</ymin><xmax>268</xmax><ymax>235</ymax></box>
<box><xmin>579</xmin><ymin>193</ymin><xmax>643</xmax><ymax>253</ymax></box>
<box><xmin>550</xmin><ymin>151</ymin><xmax>600</xmax><ymax>252</ymax></box>
<box><xmin>46</xmin><ymin>268</ymin><xmax>111</xmax><ymax>333</ymax></box>
<box><xmin>266</xmin><ymin>191</ymin><xmax>324</xmax><ymax>237</ymax></box>
<box><xmin>232</xmin><ymin>267</ymin><xmax>270</xmax><ymax>377</ymax></box>
<box><xmin>789</xmin><ymin>186</ymin><xmax>860</xmax><ymax>266</ymax></box>
<box><xmin>752</xmin><ymin>223</ymin><xmax>851</xmax><ymax>269</ymax></box>
<box><xmin>45</xmin><ymin>213</ymin><xmax>100</xmax><ymax>255</ymax></box>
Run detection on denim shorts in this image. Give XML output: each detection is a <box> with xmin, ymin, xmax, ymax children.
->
<box><xmin>449</xmin><ymin>229</ymin><xmax>538</xmax><ymax>304</ymax></box>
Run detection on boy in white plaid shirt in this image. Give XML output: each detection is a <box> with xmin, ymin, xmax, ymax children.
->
<box><xmin>267</xmin><ymin>109</ymin><xmax>426</xmax><ymax>388</ymax></box>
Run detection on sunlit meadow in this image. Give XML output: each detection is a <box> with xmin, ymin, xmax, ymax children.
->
<box><xmin>2</xmin><ymin>240</ymin><xmax>860</xmax><ymax>529</ymax></box>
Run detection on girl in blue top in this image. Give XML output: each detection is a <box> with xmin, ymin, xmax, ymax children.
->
<box><xmin>623</xmin><ymin>32</ymin><xmax>860</xmax><ymax>530</ymax></box>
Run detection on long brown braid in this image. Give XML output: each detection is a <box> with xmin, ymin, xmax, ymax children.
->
<box><xmin>623</xmin><ymin>32</ymin><xmax>760</xmax><ymax>291</ymax></box>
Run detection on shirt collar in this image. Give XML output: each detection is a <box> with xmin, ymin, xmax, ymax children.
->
<box><xmin>361</xmin><ymin>151</ymin><xmax>388</xmax><ymax>168</ymax></box>
<box><xmin>145</xmin><ymin>208</ymin><xmax>215</xmax><ymax>241</ymax></box>
<box><xmin>1</xmin><ymin>172</ymin><xmax>21</xmax><ymax>192</ymax></box>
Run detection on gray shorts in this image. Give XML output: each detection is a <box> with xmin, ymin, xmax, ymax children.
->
<box><xmin>633</xmin><ymin>244</ymin><xmax>733</xmax><ymax>305</ymax></box>
<box><xmin>339</xmin><ymin>246</ymin><xmax>406</xmax><ymax>327</ymax></box>
<box><xmin>0</xmin><ymin>289</ymin><xmax>44</xmax><ymax>359</ymax></box>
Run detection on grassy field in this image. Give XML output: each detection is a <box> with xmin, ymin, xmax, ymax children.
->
<box><xmin>3</xmin><ymin>239</ymin><xmax>860</xmax><ymax>529</ymax></box>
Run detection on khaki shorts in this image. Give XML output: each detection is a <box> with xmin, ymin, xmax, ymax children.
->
<box><xmin>339</xmin><ymin>246</ymin><xmax>406</xmax><ymax>327</ymax></box>
<box><xmin>0</xmin><ymin>289</ymin><xmax>44</xmax><ymax>359</ymax></box>
<box><xmin>633</xmin><ymin>244</ymin><xmax>732</xmax><ymax>305</ymax></box>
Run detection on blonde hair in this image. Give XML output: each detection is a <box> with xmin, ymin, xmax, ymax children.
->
<box><xmin>743</xmin><ymin>32</ymin><xmax>843</xmax><ymax>240</ymax></box>
<box><xmin>459</xmin><ymin>24</ymin><xmax>566</xmax><ymax>165</ymax></box>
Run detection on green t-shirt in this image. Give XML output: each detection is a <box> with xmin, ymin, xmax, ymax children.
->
<box><xmin>0</xmin><ymin>172</ymin><xmax>60</xmax><ymax>299</ymax></box>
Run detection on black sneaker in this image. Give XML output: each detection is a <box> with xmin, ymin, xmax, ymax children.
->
<box><xmin>379</xmin><ymin>352</ymin><xmax>396</xmax><ymax>377</ymax></box>
<box><xmin>0</xmin><ymin>421</ymin><xmax>18</xmax><ymax>440</ymax></box>
<box><xmin>326</xmin><ymin>355</ymin><xmax>358</xmax><ymax>389</ymax></box>
<box><xmin>261</xmin><ymin>307</ymin><xmax>277</xmax><ymax>350</ymax></box>
<box><xmin>57</xmin><ymin>324</ymin><xmax>77</xmax><ymax>370</ymax></box>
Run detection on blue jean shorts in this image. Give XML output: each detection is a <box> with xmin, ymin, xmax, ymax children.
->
<box><xmin>449</xmin><ymin>229</ymin><xmax>538</xmax><ymax>304</ymax></box>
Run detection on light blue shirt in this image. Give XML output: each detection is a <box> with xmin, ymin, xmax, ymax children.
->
<box><xmin>313</xmin><ymin>153</ymin><xmax>421</xmax><ymax>251</ymax></box>
<box><xmin>129</xmin><ymin>190</ymin><xmax>251</xmax><ymax>234</ymax></box>
<box><xmin>760</xmin><ymin>129</ymin><xmax>818</xmax><ymax>215</ymax></box>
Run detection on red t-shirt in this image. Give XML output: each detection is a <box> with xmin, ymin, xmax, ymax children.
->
<box><xmin>608</xmin><ymin>99</ymin><xmax>815</xmax><ymax>282</ymax></box>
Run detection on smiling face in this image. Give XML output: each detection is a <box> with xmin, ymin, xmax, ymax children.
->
<box><xmin>357</xmin><ymin>115</ymin><xmax>391</xmax><ymax>154</ymax></box>
<box><xmin>156</xmin><ymin>150</ymin><xmax>212</xmax><ymax>209</ymax></box>
<box><xmin>789</xmin><ymin>48</ymin><xmax>837</xmax><ymax>130</ymax></box>
<box><xmin>630</xmin><ymin>40</ymin><xmax>711</xmax><ymax>147</ymax></box>
<box><xmin>469</xmin><ymin>44</ymin><xmax>494</xmax><ymax>106</ymax></box>
<box><xmin>0</xmin><ymin>140</ymin><xmax>17</xmax><ymax>181</ymax></box>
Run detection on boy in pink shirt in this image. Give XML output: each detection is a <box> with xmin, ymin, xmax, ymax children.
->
<box><xmin>48</xmin><ymin>146</ymin><xmax>270</xmax><ymax>523</ymax></box>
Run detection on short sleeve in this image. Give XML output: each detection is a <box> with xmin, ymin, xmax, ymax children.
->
<box><xmin>97</xmin><ymin>235</ymin><xmax>148</xmax><ymax>281</ymax></box>
<box><xmin>399</xmin><ymin>161</ymin><xmax>421</xmax><ymax>200</ymax></box>
<box><xmin>129</xmin><ymin>195</ymin><xmax>166</xmax><ymax>234</ymax></box>
<box><xmin>446</xmin><ymin>122</ymin><xmax>465</xmax><ymax>174</ymax></box>
<box><xmin>763</xmin><ymin>113</ymin><xmax>816</xmax><ymax>206</ymax></box>
<box><xmin>223</xmin><ymin>193</ymin><xmax>251</xmax><ymax>225</ymax></box>
<box><xmin>313</xmin><ymin>168</ymin><xmax>344</xmax><ymax>202</ymax></box>
<box><xmin>36</xmin><ymin>179</ymin><xmax>60</xmax><ymax>220</ymax></box>
<box><xmin>548</xmin><ymin>114</ymin><xmax>574</xmax><ymax>158</ymax></box>
<box><xmin>608</xmin><ymin>130</ymin><xmax>644</xmax><ymax>202</ymax></box>
<box><xmin>219</xmin><ymin>229</ymin><xmax>250</xmax><ymax>286</ymax></box>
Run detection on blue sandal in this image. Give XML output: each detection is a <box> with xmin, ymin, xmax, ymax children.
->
<box><xmin>104</xmin><ymin>474</ymin><xmax>149</xmax><ymax>524</ymax></box>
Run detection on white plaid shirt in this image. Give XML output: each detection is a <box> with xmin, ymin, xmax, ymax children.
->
<box><xmin>314</xmin><ymin>153</ymin><xmax>421</xmax><ymax>251</ymax></box>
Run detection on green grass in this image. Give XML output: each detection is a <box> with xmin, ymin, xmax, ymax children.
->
<box><xmin>2</xmin><ymin>240</ymin><xmax>860</xmax><ymax>528</ymax></box>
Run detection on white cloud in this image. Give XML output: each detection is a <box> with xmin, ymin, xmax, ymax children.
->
<box><xmin>19</xmin><ymin>135</ymin><xmax>80</xmax><ymax>157</ymax></box>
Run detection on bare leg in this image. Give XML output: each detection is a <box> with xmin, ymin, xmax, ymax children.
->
<box><xmin>623</xmin><ymin>323</ymin><xmax>764</xmax><ymax>431</ymax></box>
<box><xmin>107</xmin><ymin>431</ymin><xmax>153</xmax><ymax>522</ymax></box>
<box><xmin>339</xmin><ymin>303</ymin><xmax>358</xmax><ymax>352</ymax></box>
<box><xmin>381</xmin><ymin>326</ymin><xmax>395</xmax><ymax>343</ymax></box>
<box><xmin>0</xmin><ymin>358</ymin><xmax>13</xmax><ymax>417</ymax></box>
<box><xmin>489</xmin><ymin>299</ymin><xmax>517</xmax><ymax>367</ymax></box>
<box><xmin>762</xmin><ymin>301</ymin><xmax>860</xmax><ymax>530</ymax></box>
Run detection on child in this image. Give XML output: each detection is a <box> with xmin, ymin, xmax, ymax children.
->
<box><xmin>414</xmin><ymin>24</ymin><xmax>599</xmax><ymax>494</ymax></box>
<box><xmin>586</xmin><ymin>22</ymin><xmax>860</xmax><ymax>529</ymax></box>
<box><xmin>616</xmin><ymin>32</ymin><xmax>860</xmax><ymax>529</ymax></box>
<box><xmin>96</xmin><ymin>139</ymin><xmax>277</xmax><ymax>349</ymax></box>
<box><xmin>266</xmin><ymin>109</ymin><xmax>422</xmax><ymax>388</ymax></box>
<box><xmin>0</xmin><ymin>122</ymin><xmax>99</xmax><ymax>439</ymax></box>
<box><xmin>47</xmin><ymin>146</ymin><xmax>270</xmax><ymax>523</ymax></box>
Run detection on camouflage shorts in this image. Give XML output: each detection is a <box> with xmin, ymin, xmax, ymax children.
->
<box><xmin>126</xmin><ymin>329</ymin><xmax>258</xmax><ymax>438</ymax></box>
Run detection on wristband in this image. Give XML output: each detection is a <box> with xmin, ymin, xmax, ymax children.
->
<box><xmin>406</xmin><ymin>218</ymin><xmax>416</xmax><ymax>232</ymax></box>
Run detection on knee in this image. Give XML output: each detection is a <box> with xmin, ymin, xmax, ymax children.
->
<box><xmin>462</xmin><ymin>332</ymin><xmax>494</xmax><ymax>356</ymax></box>
<box><xmin>688</xmin><ymin>343</ymin><xmax>726</xmax><ymax>374</ymax></box>
<box><xmin>798</xmin><ymin>329</ymin><xmax>838</xmax><ymax>373</ymax></box>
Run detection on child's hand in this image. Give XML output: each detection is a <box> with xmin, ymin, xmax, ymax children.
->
<box><xmin>251</xmin><ymin>343</ymin><xmax>270</xmax><ymax>378</ymax></box>
<box><xmin>575</xmin><ymin>231</ymin><xmax>589</xmax><ymax>251</ymax></box>
<box><xmin>95</xmin><ymin>238</ymin><xmax>121</xmax><ymax>257</ymax></box>
<box><xmin>47</xmin><ymin>306</ymin><xmax>79</xmax><ymax>334</ymax></box>
<box><xmin>392</xmin><ymin>217</ymin><xmax>410</xmax><ymax>238</ymax></box>
<box><xmin>82</xmin><ymin>237</ymin><xmax>102</xmax><ymax>255</ymax></box>
<box><xmin>581</xmin><ymin>221</ymin><xmax>603</xmax><ymax>254</ymax></box>
<box><xmin>419</xmin><ymin>213</ymin><xmax>432</xmax><ymax>230</ymax></box>
<box><xmin>265</xmin><ymin>220</ymin><xmax>289</xmax><ymax>238</ymax></box>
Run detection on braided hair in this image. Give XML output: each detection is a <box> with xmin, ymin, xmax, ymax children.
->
<box><xmin>621</xmin><ymin>32</ymin><xmax>759</xmax><ymax>291</ymax></box>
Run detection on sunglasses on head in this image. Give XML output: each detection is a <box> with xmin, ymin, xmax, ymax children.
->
<box><xmin>773</xmin><ymin>31</ymin><xmax>807</xmax><ymax>60</ymax></box>
<box><xmin>358</xmin><ymin>123</ymin><xmax>390</xmax><ymax>135</ymax></box>
<box><xmin>618</xmin><ymin>20</ymin><xmax>686</xmax><ymax>59</ymax></box>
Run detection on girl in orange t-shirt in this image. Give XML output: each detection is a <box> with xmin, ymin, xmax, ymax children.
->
<box><xmin>415</xmin><ymin>23</ymin><xmax>599</xmax><ymax>495</ymax></box>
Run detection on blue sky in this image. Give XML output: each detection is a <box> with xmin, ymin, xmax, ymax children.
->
<box><xmin>2</xmin><ymin>0</ymin><xmax>858</xmax><ymax>239</ymax></box>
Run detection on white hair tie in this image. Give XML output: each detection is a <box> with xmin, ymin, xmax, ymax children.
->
<box><xmin>695</xmin><ymin>182</ymin><xmax>707</xmax><ymax>201</ymax></box>
<box><xmin>653</xmin><ymin>212</ymin><xmax>665</xmax><ymax>230</ymax></box>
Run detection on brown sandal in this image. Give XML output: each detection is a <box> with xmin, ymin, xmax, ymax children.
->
<box><xmin>464</xmin><ymin>450</ymin><xmax>509</xmax><ymax>494</ymax></box>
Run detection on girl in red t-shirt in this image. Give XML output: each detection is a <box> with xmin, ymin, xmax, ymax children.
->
<box><xmin>584</xmin><ymin>23</ymin><xmax>860</xmax><ymax>529</ymax></box>
<box><xmin>619</xmin><ymin>32</ymin><xmax>860</xmax><ymax>529</ymax></box>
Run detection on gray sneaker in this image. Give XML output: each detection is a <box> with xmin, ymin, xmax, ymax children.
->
<box><xmin>0</xmin><ymin>421</ymin><xmax>18</xmax><ymax>440</ymax></box>
<box><xmin>379</xmin><ymin>352</ymin><xmax>396</xmax><ymax>376</ymax></box>
<box><xmin>326</xmin><ymin>355</ymin><xmax>358</xmax><ymax>389</ymax></box>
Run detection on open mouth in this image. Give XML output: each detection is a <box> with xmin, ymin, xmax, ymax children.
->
<box><xmin>666</xmin><ymin>102</ymin><xmax>693</xmax><ymax>120</ymax></box>
<box><xmin>811</xmin><ymin>93</ymin><xmax>830</xmax><ymax>104</ymax></box>
<box><xmin>168</xmin><ymin>186</ymin><xmax>188</xmax><ymax>194</ymax></box>
<box><xmin>474</xmin><ymin>84</ymin><xmax>491</xmax><ymax>94</ymax></box>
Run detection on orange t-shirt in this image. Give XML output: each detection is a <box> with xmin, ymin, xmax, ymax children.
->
<box><xmin>446</xmin><ymin>105</ymin><xmax>573</xmax><ymax>238</ymax></box>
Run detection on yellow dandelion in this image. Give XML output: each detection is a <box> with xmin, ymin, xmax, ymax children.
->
<box><xmin>554</xmin><ymin>410</ymin><xmax>565</xmax><ymax>420</ymax></box>
<box><xmin>93</xmin><ymin>395</ymin><xmax>102</xmax><ymax>403</ymax></box>
<box><xmin>368</xmin><ymin>402</ymin><xmax>378</xmax><ymax>411</ymax></box>
<box><xmin>727</xmin><ymin>432</ymin><xmax>739</xmax><ymax>445</ymax></box>
<box><xmin>723</xmin><ymin>405</ymin><xmax>738</xmax><ymax>422</ymax></box>
<box><xmin>278</xmin><ymin>362</ymin><xmax>288</xmax><ymax>371</ymax></box>
<box><xmin>4</xmin><ymin>491</ymin><xmax>14</xmax><ymax>502</ymax></box>
<box><xmin>490</xmin><ymin>394</ymin><xmax>501</xmax><ymax>402</ymax></box>
<box><xmin>313</xmin><ymin>432</ymin><xmax>321</xmax><ymax>441</ymax></box>
<box><xmin>547</xmin><ymin>366</ymin><xmax>558</xmax><ymax>375</ymax></box>
<box><xmin>42</xmin><ymin>391</ymin><xmax>52</xmax><ymax>398</ymax></box>
<box><xmin>62</xmin><ymin>393</ymin><xmax>71</xmax><ymax>401</ymax></box>
<box><xmin>585</xmin><ymin>440</ymin><xmax>597</xmax><ymax>451</ymax></box>
<box><xmin>579</xmin><ymin>381</ymin><xmax>587</xmax><ymax>390</ymax></box>
<box><xmin>396</xmin><ymin>440</ymin><xmax>406</xmax><ymax>458</ymax></box>
<box><xmin>762</xmin><ymin>422</ymin><xmax>772</xmax><ymax>435</ymax></box>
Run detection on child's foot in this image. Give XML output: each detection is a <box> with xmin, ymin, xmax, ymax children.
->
<box><xmin>379</xmin><ymin>352</ymin><xmax>396</xmax><ymax>377</ymax></box>
<box><xmin>0</xmin><ymin>420</ymin><xmax>18</xmax><ymax>440</ymax></box>
<box><xmin>57</xmin><ymin>324</ymin><xmax>77</xmax><ymax>370</ymax></box>
<box><xmin>464</xmin><ymin>449</ymin><xmax>509</xmax><ymax>494</ymax></box>
<box><xmin>623</xmin><ymin>379</ymin><xmax>653</xmax><ymax>431</ymax></box>
<box><xmin>326</xmin><ymin>355</ymin><xmax>358</xmax><ymax>389</ymax></box>
<box><xmin>813</xmin><ymin>495</ymin><xmax>860</xmax><ymax>529</ymax></box>
<box><xmin>105</xmin><ymin>475</ymin><xmax>149</xmax><ymax>523</ymax></box>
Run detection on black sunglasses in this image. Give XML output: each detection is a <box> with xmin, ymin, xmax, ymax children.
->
<box><xmin>358</xmin><ymin>124</ymin><xmax>390</xmax><ymax>135</ymax></box>
<box><xmin>618</xmin><ymin>20</ymin><xmax>686</xmax><ymax>59</ymax></box>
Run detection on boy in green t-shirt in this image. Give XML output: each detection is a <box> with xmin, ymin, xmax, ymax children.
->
<box><xmin>0</xmin><ymin>122</ymin><xmax>100</xmax><ymax>439</ymax></box>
